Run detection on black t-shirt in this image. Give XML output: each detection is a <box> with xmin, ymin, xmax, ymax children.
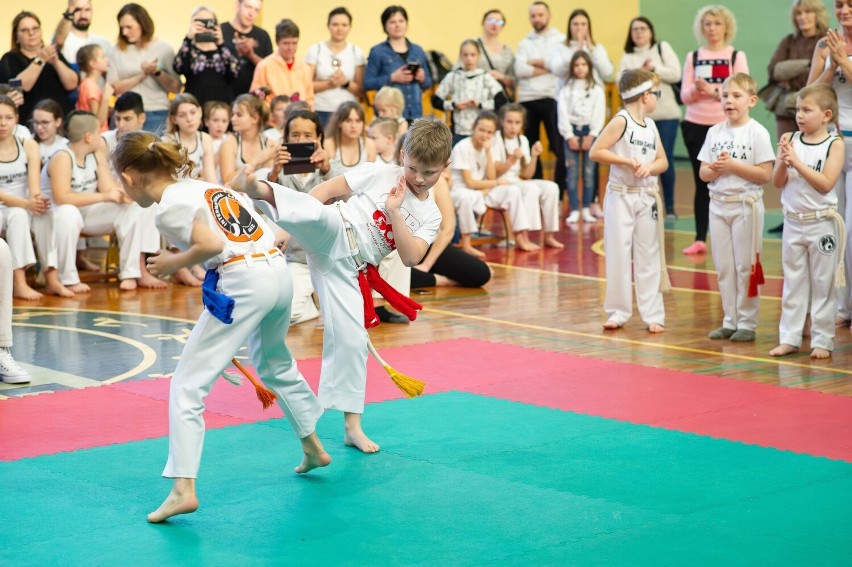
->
<box><xmin>220</xmin><ymin>23</ymin><xmax>273</xmax><ymax>97</ymax></box>
<box><xmin>0</xmin><ymin>50</ymin><xmax>77</xmax><ymax>124</ymax></box>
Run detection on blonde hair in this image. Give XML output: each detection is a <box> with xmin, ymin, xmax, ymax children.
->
<box><xmin>619</xmin><ymin>69</ymin><xmax>659</xmax><ymax>103</ymax></box>
<box><xmin>232</xmin><ymin>93</ymin><xmax>269</xmax><ymax>132</ymax></box>
<box><xmin>798</xmin><ymin>83</ymin><xmax>839</xmax><ymax>131</ymax></box>
<box><xmin>791</xmin><ymin>0</ymin><xmax>828</xmax><ymax>36</ymax></box>
<box><xmin>112</xmin><ymin>130</ymin><xmax>193</xmax><ymax>184</ymax></box>
<box><xmin>694</xmin><ymin>5</ymin><xmax>737</xmax><ymax>45</ymax></box>
<box><xmin>401</xmin><ymin>115</ymin><xmax>452</xmax><ymax>165</ymax></box>
<box><xmin>723</xmin><ymin>72</ymin><xmax>758</xmax><ymax>96</ymax></box>
<box><xmin>65</xmin><ymin>111</ymin><xmax>100</xmax><ymax>143</ymax></box>
<box><xmin>368</xmin><ymin>117</ymin><xmax>399</xmax><ymax>139</ymax></box>
<box><xmin>374</xmin><ymin>86</ymin><xmax>405</xmax><ymax>116</ymax></box>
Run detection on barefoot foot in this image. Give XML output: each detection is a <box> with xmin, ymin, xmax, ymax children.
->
<box><xmin>147</xmin><ymin>479</ymin><xmax>198</xmax><ymax>523</ymax></box>
<box><xmin>190</xmin><ymin>265</ymin><xmax>206</xmax><ymax>280</ymax></box>
<box><xmin>648</xmin><ymin>323</ymin><xmax>665</xmax><ymax>333</ymax></box>
<box><xmin>13</xmin><ymin>283</ymin><xmax>42</xmax><ymax>301</ymax></box>
<box><xmin>810</xmin><ymin>347</ymin><xmax>831</xmax><ymax>359</ymax></box>
<box><xmin>119</xmin><ymin>278</ymin><xmax>138</xmax><ymax>291</ymax></box>
<box><xmin>295</xmin><ymin>433</ymin><xmax>332</xmax><ymax>474</ymax></box>
<box><xmin>67</xmin><ymin>283</ymin><xmax>91</xmax><ymax>294</ymax></box>
<box><xmin>769</xmin><ymin>343</ymin><xmax>799</xmax><ymax>357</ymax></box>
<box><xmin>544</xmin><ymin>235</ymin><xmax>564</xmax><ymax>249</ymax></box>
<box><xmin>461</xmin><ymin>245</ymin><xmax>486</xmax><ymax>260</ymax></box>
<box><xmin>515</xmin><ymin>240</ymin><xmax>541</xmax><ymax>252</ymax></box>
<box><xmin>45</xmin><ymin>276</ymin><xmax>75</xmax><ymax>298</ymax></box>
<box><xmin>603</xmin><ymin>320</ymin><xmax>622</xmax><ymax>330</ymax></box>
<box><xmin>138</xmin><ymin>273</ymin><xmax>168</xmax><ymax>289</ymax></box>
<box><xmin>172</xmin><ymin>267</ymin><xmax>202</xmax><ymax>287</ymax></box>
<box><xmin>76</xmin><ymin>254</ymin><xmax>101</xmax><ymax>272</ymax></box>
<box><xmin>343</xmin><ymin>412</ymin><xmax>379</xmax><ymax>453</ymax></box>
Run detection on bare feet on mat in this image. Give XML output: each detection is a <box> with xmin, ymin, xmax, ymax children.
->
<box><xmin>515</xmin><ymin>240</ymin><xmax>541</xmax><ymax>252</ymax></box>
<box><xmin>648</xmin><ymin>323</ymin><xmax>665</xmax><ymax>333</ymax></box>
<box><xmin>67</xmin><ymin>283</ymin><xmax>91</xmax><ymax>294</ymax></box>
<box><xmin>13</xmin><ymin>283</ymin><xmax>42</xmax><ymax>301</ymax></box>
<box><xmin>344</xmin><ymin>413</ymin><xmax>380</xmax><ymax>453</ymax></box>
<box><xmin>810</xmin><ymin>347</ymin><xmax>831</xmax><ymax>359</ymax></box>
<box><xmin>603</xmin><ymin>320</ymin><xmax>622</xmax><ymax>330</ymax></box>
<box><xmin>544</xmin><ymin>235</ymin><xmax>564</xmax><ymax>249</ymax></box>
<box><xmin>191</xmin><ymin>265</ymin><xmax>207</xmax><ymax>281</ymax></box>
<box><xmin>45</xmin><ymin>279</ymin><xmax>74</xmax><ymax>298</ymax></box>
<box><xmin>295</xmin><ymin>433</ymin><xmax>332</xmax><ymax>474</ymax></box>
<box><xmin>138</xmin><ymin>273</ymin><xmax>168</xmax><ymax>289</ymax></box>
<box><xmin>76</xmin><ymin>254</ymin><xmax>101</xmax><ymax>272</ymax></box>
<box><xmin>461</xmin><ymin>245</ymin><xmax>486</xmax><ymax>260</ymax></box>
<box><xmin>147</xmin><ymin>479</ymin><xmax>198</xmax><ymax>523</ymax></box>
<box><xmin>172</xmin><ymin>267</ymin><xmax>203</xmax><ymax>287</ymax></box>
<box><xmin>835</xmin><ymin>315</ymin><xmax>850</xmax><ymax>328</ymax></box>
<box><xmin>769</xmin><ymin>344</ymin><xmax>798</xmax><ymax>357</ymax></box>
<box><xmin>119</xmin><ymin>278</ymin><xmax>138</xmax><ymax>291</ymax></box>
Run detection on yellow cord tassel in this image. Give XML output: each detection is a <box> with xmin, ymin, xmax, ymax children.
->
<box><xmin>230</xmin><ymin>358</ymin><xmax>278</xmax><ymax>410</ymax></box>
<box><xmin>367</xmin><ymin>339</ymin><xmax>425</xmax><ymax>398</ymax></box>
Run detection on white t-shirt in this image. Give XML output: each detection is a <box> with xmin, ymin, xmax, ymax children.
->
<box><xmin>607</xmin><ymin>109</ymin><xmax>660</xmax><ymax>189</ymax></box>
<box><xmin>305</xmin><ymin>41</ymin><xmax>365</xmax><ymax>112</ymax></box>
<box><xmin>41</xmin><ymin>149</ymin><xmax>98</xmax><ymax>201</ymax></box>
<box><xmin>781</xmin><ymin>132</ymin><xmax>840</xmax><ymax>212</ymax></box>
<box><xmin>0</xmin><ymin>137</ymin><xmax>30</xmax><ymax>203</ymax></box>
<box><xmin>341</xmin><ymin>162</ymin><xmax>441</xmax><ymax>266</ymax></box>
<box><xmin>39</xmin><ymin>136</ymin><xmax>69</xmax><ymax>167</ymax></box>
<box><xmin>556</xmin><ymin>79</ymin><xmax>606</xmax><ymax>139</ymax></box>
<box><xmin>156</xmin><ymin>178</ymin><xmax>276</xmax><ymax>270</ymax></box>
<box><xmin>450</xmin><ymin>137</ymin><xmax>488</xmax><ymax>188</ymax></box>
<box><xmin>14</xmin><ymin>124</ymin><xmax>32</xmax><ymax>140</ymax></box>
<box><xmin>263</xmin><ymin>127</ymin><xmax>283</xmax><ymax>143</ymax></box>
<box><xmin>61</xmin><ymin>32</ymin><xmax>112</xmax><ymax>65</ymax></box>
<box><xmin>698</xmin><ymin>118</ymin><xmax>775</xmax><ymax>197</ymax></box>
<box><xmin>492</xmin><ymin>132</ymin><xmax>530</xmax><ymax>183</ymax></box>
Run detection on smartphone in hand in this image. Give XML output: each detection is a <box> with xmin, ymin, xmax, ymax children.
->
<box><xmin>406</xmin><ymin>60</ymin><xmax>421</xmax><ymax>74</ymax></box>
<box><xmin>282</xmin><ymin>142</ymin><xmax>316</xmax><ymax>174</ymax></box>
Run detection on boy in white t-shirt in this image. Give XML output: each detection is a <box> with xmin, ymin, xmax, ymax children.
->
<box><xmin>233</xmin><ymin>116</ymin><xmax>450</xmax><ymax>455</ymax></box>
<box><xmin>698</xmin><ymin>73</ymin><xmax>775</xmax><ymax>342</ymax></box>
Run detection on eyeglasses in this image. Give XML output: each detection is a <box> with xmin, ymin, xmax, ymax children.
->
<box><xmin>631</xmin><ymin>26</ymin><xmax>651</xmax><ymax>32</ymax></box>
<box><xmin>18</xmin><ymin>26</ymin><xmax>41</xmax><ymax>35</ymax></box>
<box><xmin>485</xmin><ymin>17</ymin><xmax>505</xmax><ymax>26</ymax></box>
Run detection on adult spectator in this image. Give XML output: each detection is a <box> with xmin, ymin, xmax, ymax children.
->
<box><xmin>468</xmin><ymin>9</ymin><xmax>516</xmax><ymax>103</ymax></box>
<box><xmin>306</xmin><ymin>7</ymin><xmax>366</xmax><ymax>127</ymax></box>
<box><xmin>550</xmin><ymin>9</ymin><xmax>614</xmax><ymax>85</ymax></box>
<box><xmin>173</xmin><ymin>6</ymin><xmax>239</xmax><ymax>106</ymax></box>
<box><xmin>53</xmin><ymin>0</ymin><xmax>112</xmax><ymax>65</ymax></box>
<box><xmin>513</xmin><ymin>2</ymin><xmax>566</xmax><ymax>194</ymax></box>
<box><xmin>809</xmin><ymin>0</ymin><xmax>852</xmax><ymax>326</ymax></box>
<box><xmin>0</xmin><ymin>11</ymin><xmax>79</xmax><ymax>124</ymax></box>
<box><xmin>618</xmin><ymin>16</ymin><xmax>682</xmax><ymax>219</ymax></box>
<box><xmin>680</xmin><ymin>5</ymin><xmax>748</xmax><ymax>256</ymax></box>
<box><xmin>108</xmin><ymin>3</ymin><xmax>180</xmax><ymax>133</ymax></box>
<box><xmin>220</xmin><ymin>0</ymin><xmax>272</xmax><ymax>98</ymax></box>
<box><xmin>251</xmin><ymin>19</ymin><xmax>314</xmax><ymax>107</ymax></box>
<box><xmin>364</xmin><ymin>5</ymin><xmax>432</xmax><ymax>123</ymax></box>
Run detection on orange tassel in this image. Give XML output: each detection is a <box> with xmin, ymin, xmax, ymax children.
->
<box><xmin>754</xmin><ymin>253</ymin><xmax>765</xmax><ymax>285</ymax></box>
<box><xmin>230</xmin><ymin>358</ymin><xmax>277</xmax><ymax>410</ymax></box>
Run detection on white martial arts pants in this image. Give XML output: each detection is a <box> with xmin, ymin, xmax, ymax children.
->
<box><xmin>451</xmin><ymin>184</ymin><xmax>534</xmax><ymax>234</ymax></box>
<box><xmin>162</xmin><ymin>254</ymin><xmax>322</xmax><ymax>479</ymax></box>
<box><xmin>709</xmin><ymin>197</ymin><xmax>765</xmax><ymax>332</ymax></box>
<box><xmin>778</xmin><ymin>216</ymin><xmax>841</xmax><ymax>351</ymax></box>
<box><xmin>602</xmin><ymin>185</ymin><xmax>665</xmax><ymax>327</ymax></box>
<box><xmin>502</xmin><ymin>178</ymin><xmax>561</xmax><ymax>232</ymax></box>
<box><xmin>0</xmin><ymin>207</ymin><xmax>36</xmax><ymax>270</ymax></box>
<box><xmin>0</xmin><ymin>238</ymin><xmax>13</xmax><ymax>347</ymax></box>
<box><xmin>837</xmin><ymin>137</ymin><xmax>852</xmax><ymax>320</ymax></box>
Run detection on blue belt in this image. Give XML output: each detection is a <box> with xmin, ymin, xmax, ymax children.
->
<box><xmin>840</xmin><ymin>130</ymin><xmax>852</xmax><ymax>137</ymax></box>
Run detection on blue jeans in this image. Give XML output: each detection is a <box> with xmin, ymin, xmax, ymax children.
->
<box><xmin>565</xmin><ymin>141</ymin><xmax>596</xmax><ymax>210</ymax></box>
<box><xmin>655</xmin><ymin>119</ymin><xmax>679</xmax><ymax>212</ymax></box>
<box><xmin>316</xmin><ymin>111</ymin><xmax>333</xmax><ymax>129</ymax></box>
<box><xmin>142</xmin><ymin>110</ymin><xmax>168</xmax><ymax>135</ymax></box>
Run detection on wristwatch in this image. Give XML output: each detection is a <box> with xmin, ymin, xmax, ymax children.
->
<box><xmin>153</xmin><ymin>67</ymin><xmax>162</xmax><ymax>77</ymax></box>
<box><xmin>62</xmin><ymin>10</ymin><xmax>77</xmax><ymax>21</ymax></box>
<box><xmin>32</xmin><ymin>57</ymin><xmax>44</xmax><ymax>66</ymax></box>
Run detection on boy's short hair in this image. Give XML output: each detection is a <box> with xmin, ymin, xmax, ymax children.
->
<box><xmin>797</xmin><ymin>83</ymin><xmax>838</xmax><ymax>121</ymax></box>
<box><xmin>65</xmin><ymin>111</ymin><xmax>100</xmax><ymax>143</ymax></box>
<box><xmin>723</xmin><ymin>72</ymin><xmax>758</xmax><ymax>96</ymax></box>
<box><xmin>283</xmin><ymin>100</ymin><xmax>311</xmax><ymax>121</ymax></box>
<box><xmin>270</xmin><ymin>94</ymin><xmax>291</xmax><ymax>110</ymax></box>
<box><xmin>619</xmin><ymin>69</ymin><xmax>658</xmax><ymax>103</ymax></box>
<box><xmin>275</xmin><ymin>19</ymin><xmax>299</xmax><ymax>42</ymax></box>
<box><xmin>369</xmin><ymin>117</ymin><xmax>398</xmax><ymax>138</ymax></box>
<box><xmin>401</xmin><ymin>115</ymin><xmax>452</xmax><ymax>165</ymax></box>
<box><xmin>114</xmin><ymin>92</ymin><xmax>145</xmax><ymax>115</ymax></box>
<box><xmin>374</xmin><ymin>86</ymin><xmax>405</xmax><ymax>112</ymax></box>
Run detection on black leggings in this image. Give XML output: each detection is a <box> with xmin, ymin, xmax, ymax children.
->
<box><xmin>411</xmin><ymin>245</ymin><xmax>491</xmax><ymax>288</ymax></box>
<box><xmin>521</xmin><ymin>98</ymin><xmax>567</xmax><ymax>194</ymax></box>
<box><xmin>680</xmin><ymin>120</ymin><xmax>712</xmax><ymax>242</ymax></box>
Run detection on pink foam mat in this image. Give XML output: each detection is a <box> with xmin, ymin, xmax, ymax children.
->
<box><xmin>4</xmin><ymin>338</ymin><xmax>852</xmax><ymax>462</ymax></box>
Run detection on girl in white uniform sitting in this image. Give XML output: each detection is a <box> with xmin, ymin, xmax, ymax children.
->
<box><xmin>0</xmin><ymin>96</ymin><xmax>52</xmax><ymax>299</ymax></box>
<box><xmin>112</xmin><ymin>130</ymin><xmax>329</xmax><ymax>524</ymax></box>
<box><xmin>770</xmin><ymin>84</ymin><xmax>845</xmax><ymax>359</ymax></box>
<box><xmin>450</xmin><ymin>110</ymin><xmax>536</xmax><ymax>257</ymax></box>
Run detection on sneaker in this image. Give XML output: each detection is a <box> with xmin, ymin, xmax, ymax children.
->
<box><xmin>665</xmin><ymin>212</ymin><xmax>678</xmax><ymax>221</ymax></box>
<box><xmin>708</xmin><ymin>327</ymin><xmax>735</xmax><ymax>340</ymax></box>
<box><xmin>565</xmin><ymin>211</ymin><xmax>580</xmax><ymax>224</ymax></box>
<box><xmin>730</xmin><ymin>329</ymin><xmax>756</xmax><ymax>342</ymax></box>
<box><xmin>581</xmin><ymin>208</ymin><xmax>597</xmax><ymax>223</ymax></box>
<box><xmin>0</xmin><ymin>347</ymin><xmax>31</xmax><ymax>384</ymax></box>
<box><xmin>589</xmin><ymin>202</ymin><xmax>604</xmax><ymax>218</ymax></box>
<box><xmin>682</xmin><ymin>241</ymin><xmax>707</xmax><ymax>255</ymax></box>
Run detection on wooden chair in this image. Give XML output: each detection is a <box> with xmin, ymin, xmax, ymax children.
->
<box><xmin>472</xmin><ymin>207</ymin><xmax>512</xmax><ymax>249</ymax></box>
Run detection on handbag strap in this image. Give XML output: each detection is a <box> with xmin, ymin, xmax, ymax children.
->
<box><xmin>478</xmin><ymin>38</ymin><xmax>497</xmax><ymax>71</ymax></box>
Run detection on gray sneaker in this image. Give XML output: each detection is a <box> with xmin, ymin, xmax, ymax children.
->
<box><xmin>0</xmin><ymin>347</ymin><xmax>31</xmax><ymax>384</ymax></box>
<box><xmin>730</xmin><ymin>329</ymin><xmax>756</xmax><ymax>342</ymax></box>
<box><xmin>708</xmin><ymin>327</ymin><xmax>735</xmax><ymax>340</ymax></box>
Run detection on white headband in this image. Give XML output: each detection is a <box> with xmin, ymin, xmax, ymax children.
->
<box><xmin>621</xmin><ymin>80</ymin><xmax>654</xmax><ymax>100</ymax></box>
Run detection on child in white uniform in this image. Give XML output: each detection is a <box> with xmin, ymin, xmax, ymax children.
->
<box><xmin>112</xmin><ymin>131</ymin><xmax>329</xmax><ymax>524</ymax></box>
<box><xmin>699</xmin><ymin>73</ymin><xmax>775</xmax><ymax>342</ymax></box>
<box><xmin>32</xmin><ymin>99</ymin><xmax>68</xmax><ymax>167</ymax></box>
<box><xmin>770</xmin><ymin>84</ymin><xmax>845</xmax><ymax>359</ymax></box>
<box><xmin>590</xmin><ymin>69</ymin><xmax>669</xmax><ymax>332</ymax></box>
<box><xmin>493</xmin><ymin>103</ymin><xmax>563</xmax><ymax>249</ymax></box>
<box><xmin>234</xmin><ymin>116</ymin><xmax>450</xmax><ymax>454</ymax></box>
<box><xmin>451</xmin><ymin>110</ymin><xmax>535</xmax><ymax>257</ymax></box>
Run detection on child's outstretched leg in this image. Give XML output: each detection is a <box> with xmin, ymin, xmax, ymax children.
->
<box><xmin>295</xmin><ymin>432</ymin><xmax>332</xmax><ymax>473</ymax></box>
<box><xmin>147</xmin><ymin>477</ymin><xmax>198</xmax><ymax>523</ymax></box>
<box><xmin>344</xmin><ymin>412</ymin><xmax>380</xmax><ymax>453</ymax></box>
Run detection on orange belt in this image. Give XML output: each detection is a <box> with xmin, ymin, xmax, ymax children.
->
<box><xmin>222</xmin><ymin>248</ymin><xmax>280</xmax><ymax>266</ymax></box>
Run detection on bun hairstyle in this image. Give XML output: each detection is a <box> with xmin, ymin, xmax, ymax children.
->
<box><xmin>112</xmin><ymin>130</ymin><xmax>194</xmax><ymax>183</ymax></box>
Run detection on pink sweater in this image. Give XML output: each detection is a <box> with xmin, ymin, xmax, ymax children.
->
<box><xmin>681</xmin><ymin>46</ymin><xmax>749</xmax><ymax>125</ymax></box>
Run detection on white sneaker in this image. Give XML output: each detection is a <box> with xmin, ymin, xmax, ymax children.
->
<box><xmin>0</xmin><ymin>347</ymin><xmax>31</xmax><ymax>384</ymax></box>
<box><xmin>581</xmin><ymin>208</ymin><xmax>597</xmax><ymax>223</ymax></box>
<box><xmin>565</xmin><ymin>211</ymin><xmax>580</xmax><ymax>224</ymax></box>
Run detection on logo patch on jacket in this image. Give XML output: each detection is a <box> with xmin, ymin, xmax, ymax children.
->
<box><xmin>205</xmin><ymin>188</ymin><xmax>264</xmax><ymax>242</ymax></box>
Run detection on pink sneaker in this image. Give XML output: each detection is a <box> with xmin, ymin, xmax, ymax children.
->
<box><xmin>682</xmin><ymin>241</ymin><xmax>707</xmax><ymax>255</ymax></box>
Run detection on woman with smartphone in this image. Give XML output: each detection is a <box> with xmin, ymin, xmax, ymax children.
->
<box><xmin>306</xmin><ymin>7</ymin><xmax>366</xmax><ymax>127</ymax></box>
<box><xmin>173</xmin><ymin>6</ymin><xmax>240</xmax><ymax>106</ymax></box>
<box><xmin>364</xmin><ymin>5</ymin><xmax>432</xmax><ymax>123</ymax></box>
